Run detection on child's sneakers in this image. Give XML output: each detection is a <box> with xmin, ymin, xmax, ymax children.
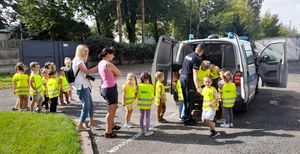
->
<box><xmin>220</xmin><ymin>123</ymin><xmax>230</xmax><ymax>128</ymax></box>
<box><xmin>144</xmin><ymin>130</ymin><xmax>154</xmax><ymax>137</ymax></box>
<box><xmin>209</xmin><ymin>130</ymin><xmax>220</xmax><ymax>138</ymax></box>
<box><xmin>230</xmin><ymin>123</ymin><xmax>234</xmax><ymax>127</ymax></box>
<box><xmin>216</xmin><ymin>119</ymin><xmax>225</xmax><ymax>124</ymax></box>
<box><xmin>123</xmin><ymin>123</ymin><xmax>133</xmax><ymax>129</ymax></box>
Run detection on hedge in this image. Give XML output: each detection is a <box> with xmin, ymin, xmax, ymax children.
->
<box><xmin>85</xmin><ymin>35</ymin><xmax>156</xmax><ymax>64</ymax></box>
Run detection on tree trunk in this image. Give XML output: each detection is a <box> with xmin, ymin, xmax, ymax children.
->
<box><xmin>116</xmin><ymin>0</ymin><xmax>122</xmax><ymax>43</ymax></box>
<box><xmin>95</xmin><ymin>15</ymin><xmax>101</xmax><ymax>35</ymax></box>
<box><xmin>141</xmin><ymin>0</ymin><xmax>145</xmax><ymax>44</ymax></box>
<box><xmin>154</xmin><ymin>19</ymin><xmax>159</xmax><ymax>43</ymax></box>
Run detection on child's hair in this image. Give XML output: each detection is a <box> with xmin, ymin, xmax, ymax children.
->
<box><xmin>223</xmin><ymin>71</ymin><xmax>233</xmax><ymax>83</ymax></box>
<box><xmin>127</xmin><ymin>72</ymin><xmax>137</xmax><ymax>87</ymax></box>
<box><xmin>155</xmin><ymin>71</ymin><xmax>164</xmax><ymax>80</ymax></box>
<box><xmin>49</xmin><ymin>71</ymin><xmax>57</xmax><ymax>77</ymax></box>
<box><xmin>173</xmin><ymin>71</ymin><xmax>180</xmax><ymax>80</ymax></box>
<box><xmin>44</xmin><ymin>62</ymin><xmax>52</xmax><ymax>70</ymax></box>
<box><xmin>41</xmin><ymin>68</ymin><xmax>50</xmax><ymax>75</ymax></box>
<box><xmin>140</xmin><ymin>72</ymin><xmax>152</xmax><ymax>84</ymax></box>
<box><xmin>15</xmin><ymin>62</ymin><xmax>25</xmax><ymax>72</ymax></box>
<box><xmin>30</xmin><ymin>62</ymin><xmax>39</xmax><ymax>70</ymax></box>
<box><xmin>60</xmin><ymin>67</ymin><xmax>66</xmax><ymax>76</ymax></box>
<box><xmin>204</xmin><ymin>76</ymin><xmax>212</xmax><ymax>84</ymax></box>
<box><xmin>201</xmin><ymin>60</ymin><xmax>211</xmax><ymax>69</ymax></box>
<box><xmin>64</xmin><ymin>57</ymin><xmax>72</xmax><ymax>66</ymax></box>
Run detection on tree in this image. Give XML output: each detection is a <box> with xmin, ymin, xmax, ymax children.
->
<box><xmin>259</xmin><ymin>12</ymin><xmax>281</xmax><ymax>38</ymax></box>
<box><xmin>16</xmin><ymin>0</ymin><xmax>90</xmax><ymax>40</ymax></box>
<box><xmin>69</xmin><ymin>0</ymin><xmax>115</xmax><ymax>38</ymax></box>
<box><xmin>122</xmin><ymin>0</ymin><xmax>140</xmax><ymax>44</ymax></box>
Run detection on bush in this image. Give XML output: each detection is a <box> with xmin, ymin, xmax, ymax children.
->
<box><xmin>85</xmin><ymin>35</ymin><xmax>156</xmax><ymax>64</ymax></box>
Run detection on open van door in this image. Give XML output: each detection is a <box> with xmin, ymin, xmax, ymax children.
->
<box><xmin>151</xmin><ymin>35</ymin><xmax>177</xmax><ymax>86</ymax></box>
<box><xmin>257</xmin><ymin>42</ymin><xmax>288</xmax><ymax>88</ymax></box>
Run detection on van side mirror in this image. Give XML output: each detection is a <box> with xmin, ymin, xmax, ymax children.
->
<box><xmin>262</xmin><ymin>55</ymin><xmax>270</xmax><ymax>62</ymax></box>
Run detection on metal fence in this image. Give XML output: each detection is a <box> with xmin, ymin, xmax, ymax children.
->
<box><xmin>20</xmin><ymin>40</ymin><xmax>80</xmax><ymax>70</ymax></box>
<box><xmin>0</xmin><ymin>40</ymin><xmax>20</xmax><ymax>49</ymax></box>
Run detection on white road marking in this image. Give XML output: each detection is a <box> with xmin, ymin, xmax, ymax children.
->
<box><xmin>107</xmin><ymin>132</ymin><xmax>142</xmax><ymax>153</ymax></box>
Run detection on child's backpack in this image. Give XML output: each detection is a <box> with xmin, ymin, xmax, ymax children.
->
<box><xmin>171</xmin><ymin>82</ymin><xmax>179</xmax><ymax>102</ymax></box>
<box><xmin>64</xmin><ymin>67</ymin><xmax>75</xmax><ymax>83</ymax></box>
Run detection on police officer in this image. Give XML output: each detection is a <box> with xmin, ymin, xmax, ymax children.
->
<box><xmin>180</xmin><ymin>43</ymin><xmax>205</xmax><ymax>125</ymax></box>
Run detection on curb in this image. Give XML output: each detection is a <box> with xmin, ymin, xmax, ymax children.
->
<box><xmin>79</xmin><ymin>131</ymin><xmax>94</xmax><ymax>154</ymax></box>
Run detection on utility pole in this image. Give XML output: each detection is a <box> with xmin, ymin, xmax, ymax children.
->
<box><xmin>116</xmin><ymin>0</ymin><xmax>122</xmax><ymax>43</ymax></box>
<box><xmin>141</xmin><ymin>0</ymin><xmax>145</xmax><ymax>44</ymax></box>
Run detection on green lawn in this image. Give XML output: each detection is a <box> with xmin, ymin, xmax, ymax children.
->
<box><xmin>0</xmin><ymin>112</ymin><xmax>81</xmax><ymax>154</ymax></box>
<box><xmin>0</xmin><ymin>73</ymin><xmax>13</xmax><ymax>89</ymax></box>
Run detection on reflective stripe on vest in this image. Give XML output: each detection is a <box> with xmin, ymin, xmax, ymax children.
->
<box><xmin>124</xmin><ymin>82</ymin><xmax>136</xmax><ymax>106</ymax></box>
<box><xmin>155</xmin><ymin>82</ymin><xmax>166</xmax><ymax>105</ymax></box>
<box><xmin>30</xmin><ymin>74</ymin><xmax>43</xmax><ymax>95</ymax></box>
<box><xmin>202</xmin><ymin>86</ymin><xmax>218</xmax><ymax>111</ymax></box>
<box><xmin>137</xmin><ymin>84</ymin><xmax>154</xmax><ymax>110</ymax></box>
<box><xmin>60</xmin><ymin>76</ymin><xmax>70</xmax><ymax>92</ymax></box>
<box><xmin>198</xmin><ymin>67</ymin><xmax>211</xmax><ymax>86</ymax></box>
<box><xmin>47</xmin><ymin>78</ymin><xmax>59</xmax><ymax>98</ymax></box>
<box><xmin>176</xmin><ymin>80</ymin><xmax>184</xmax><ymax>101</ymax></box>
<box><xmin>222</xmin><ymin>82</ymin><xmax>237</xmax><ymax>108</ymax></box>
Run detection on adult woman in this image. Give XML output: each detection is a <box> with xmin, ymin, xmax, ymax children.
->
<box><xmin>98</xmin><ymin>47</ymin><xmax>122</xmax><ymax>138</ymax></box>
<box><xmin>72</xmin><ymin>44</ymin><xmax>99</xmax><ymax>130</ymax></box>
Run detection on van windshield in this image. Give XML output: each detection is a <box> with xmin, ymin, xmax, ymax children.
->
<box><xmin>179</xmin><ymin>42</ymin><xmax>236</xmax><ymax>70</ymax></box>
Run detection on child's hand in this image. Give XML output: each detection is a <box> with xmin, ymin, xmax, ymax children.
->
<box><xmin>13</xmin><ymin>89</ymin><xmax>16</xmax><ymax>95</ymax></box>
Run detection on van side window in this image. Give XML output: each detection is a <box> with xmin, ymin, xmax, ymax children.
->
<box><xmin>243</xmin><ymin>42</ymin><xmax>254</xmax><ymax>65</ymax></box>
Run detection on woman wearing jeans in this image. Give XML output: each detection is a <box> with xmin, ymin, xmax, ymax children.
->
<box><xmin>73</xmin><ymin>44</ymin><xmax>100</xmax><ymax>131</ymax></box>
<box><xmin>98</xmin><ymin>47</ymin><xmax>122</xmax><ymax>138</ymax></box>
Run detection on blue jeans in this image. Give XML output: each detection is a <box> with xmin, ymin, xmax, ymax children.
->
<box><xmin>224</xmin><ymin>107</ymin><xmax>233</xmax><ymax>124</ymax></box>
<box><xmin>178</xmin><ymin>101</ymin><xmax>185</xmax><ymax>119</ymax></box>
<box><xmin>77</xmin><ymin>87</ymin><xmax>94</xmax><ymax>123</ymax></box>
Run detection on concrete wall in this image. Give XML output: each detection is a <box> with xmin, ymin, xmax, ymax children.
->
<box><xmin>0</xmin><ymin>40</ymin><xmax>20</xmax><ymax>73</ymax></box>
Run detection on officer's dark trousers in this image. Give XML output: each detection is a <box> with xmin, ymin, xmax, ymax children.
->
<box><xmin>179</xmin><ymin>75</ymin><xmax>196</xmax><ymax>122</ymax></box>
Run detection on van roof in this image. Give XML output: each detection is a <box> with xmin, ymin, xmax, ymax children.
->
<box><xmin>181</xmin><ymin>37</ymin><xmax>249</xmax><ymax>45</ymax></box>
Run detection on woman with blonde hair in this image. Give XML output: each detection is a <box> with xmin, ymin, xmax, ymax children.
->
<box><xmin>72</xmin><ymin>44</ymin><xmax>99</xmax><ymax>131</ymax></box>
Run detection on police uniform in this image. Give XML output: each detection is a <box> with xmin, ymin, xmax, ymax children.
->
<box><xmin>180</xmin><ymin>52</ymin><xmax>202</xmax><ymax>122</ymax></box>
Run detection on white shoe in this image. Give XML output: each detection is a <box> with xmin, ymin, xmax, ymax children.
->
<box><xmin>127</xmin><ymin>123</ymin><xmax>133</xmax><ymax>128</ymax></box>
<box><xmin>230</xmin><ymin>123</ymin><xmax>234</xmax><ymax>127</ymax></box>
<box><xmin>123</xmin><ymin>124</ymin><xmax>129</xmax><ymax>129</ymax></box>
<box><xmin>216</xmin><ymin>119</ymin><xmax>225</xmax><ymax>124</ymax></box>
<box><xmin>144</xmin><ymin>131</ymin><xmax>154</xmax><ymax>136</ymax></box>
<box><xmin>220</xmin><ymin>123</ymin><xmax>230</xmax><ymax>128</ymax></box>
<box><xmin>138</xmin><ymin>130</ymin><xmax>144</xmax><ymax>135</ymax></box>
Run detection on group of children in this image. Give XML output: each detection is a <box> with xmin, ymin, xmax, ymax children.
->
<box><xmin>121</xmin><ymin>71</ymin><xmax>168</xmax><ymax>136</ymax></box>
<box><xmin>12</xmin><ymin>57</ymin><xmax>76</xmax><ymax>113</ymax></box>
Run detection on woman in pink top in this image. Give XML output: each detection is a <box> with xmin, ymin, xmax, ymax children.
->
<box><xmin>98</xmin><ymin>47</ymin><xmax>122</xmax><ymax>138</ymax></box>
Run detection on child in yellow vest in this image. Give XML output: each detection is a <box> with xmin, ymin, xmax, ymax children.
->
<box><xmin>220</xmin><ymin>71</ymin><xmax>237</xmax><ymax>128</ymax></box>
<box><xmin>41</xmin><ymin>68</ymin><xmax>50</xmax><ymax>111</ymax></box>
<box><xmin>121</xmin><ymin>72</ymin><xmax>138</xmax><ymax>128</ymax></box>
<box><xmin>201</xmin><ymin>77</ymin><xmax>220</xmax><ymax>137</ymax></box>
<box><xmin>59</xmin><ymin>67</ymin><xmax>71</xmax><ymax>104</ymax></box>
<box><xmin>47</xmin><ymin>71</ymin><xmax>60</xmax><ymax>113</ymax></box>
<box><xmin>172</xmin><ymin>70</ymin><xmax>185</xmax><ymax>120</ymax></box>
<box><xmin>12</xmin><ymin>62</ymin><xmax>29</xmax><ymax>111</ymax></box>
<box><xmin>63</xmin><ymin>57</ymin><xmax>75</xmax><ymax>101</ymax></box>
<box><xmin>155</xmin><ymin>71</ymin><xmax>168</xmax><ymax>123</ymax></box>
<box><xmin>29</xmin><ymin>62</ymin><xmax>44</xmax><ymax>112</ymax></box>
<box><xmin>137</xmin><ymin>72</ymin><xmax>154</xmax><ymax>136</ymax></box>
<box><xmin>198</xmin><ymin>60</ymin><xmax>211</xmax><ymax>88</ymax></box>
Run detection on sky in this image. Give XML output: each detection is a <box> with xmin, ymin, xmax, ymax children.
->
<box><xmin>260</xmin><ymin>0</ymin><xmax>300</xmax><ymax>30</ymax></box>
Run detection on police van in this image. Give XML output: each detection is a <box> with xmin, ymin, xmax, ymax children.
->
<box><xmin>151</xmin><ymin>34</ymin><xmax>288</xmax><ymax>112</ymax></box>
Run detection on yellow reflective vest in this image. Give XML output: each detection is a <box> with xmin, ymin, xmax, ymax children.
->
<box><xmin>222</xmin><ymin>82</ymin><xmax>237</xmax><ymax>108</ymax></box>
<box><xmin>47</xmin><ymin>78</ymin><xmax>59</xmax><ymax>98</ymax></box>
<box><xmin>30</xmin><ymin>74</ymin><xmax>43</xmax><ymax>95</ymax></box>
<box><xmin>202</xmin><ymin>86</ymin><xmax>218</xmax><ymax>111</ymax></box>
<box><xmin>13</xmin><ymin>73</ymin><xmax>29</xmax><ymax>96</ymax></box>
<box><xmin>137</xmin><ymin>83</ymin><xmax>154</xmax><ymax>110</ymax></box>
<box><xmin>155</xmin><ymin>81</ymin><xmax>166</xmax><ymax>106</ymax></box>
<box><xmin>198</xmin><ymin>67</ymin><xmax>211</xmax><ymax>86</ymax></box>
<box><xmin>42</xmin><ymin>77</ymin><xmax>49</xmax><ymax>97</ymax></box>
<box><xmin>176</xmin><ymin>80</ymin><xmax>184</xmax><ymax>101</ymax></box>
<box><xmin>210</xmin><ymin>66</ymin><xmax>220</xmax><ymax>79</ymax></box>
<box><xmin>59</xmin><ymin>76</ymin><xmax>70</xmax><ymax>92</ymax></box>
<box><xmin>123</xmin><ymin>81</ymin><xmax>137</xmax><ymax>106</ymax></box>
